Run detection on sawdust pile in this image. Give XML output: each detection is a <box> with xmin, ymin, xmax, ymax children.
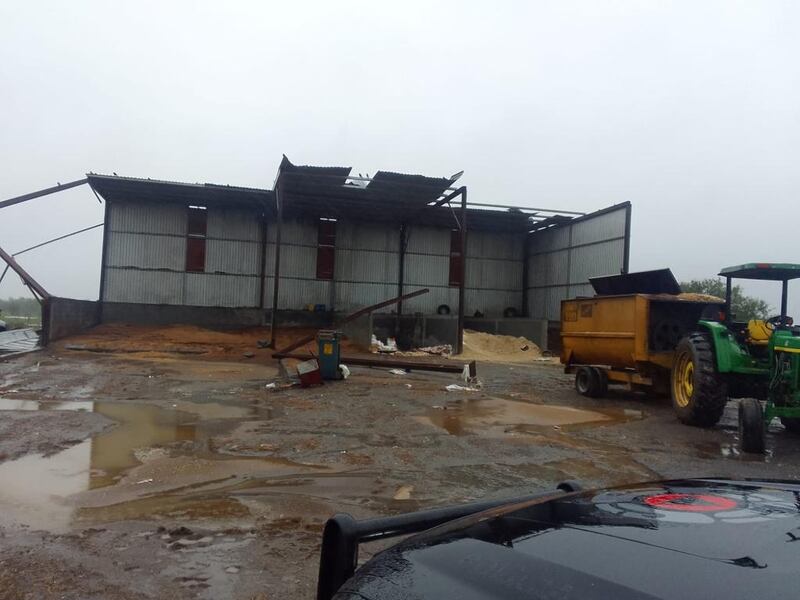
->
<box><xmin>458</xmin><ymin>330</ymin><xmax>543</xmax><ymax>363</ymax></box>
<box><xmin>55</xmin><ymin>323</ymin><xmax>361</xmax><ymax>361</ymax></box>
<box><xmin>678</xmin><ymin>293</ymin><xmax>724</xmax><ymax>303</ymax></box>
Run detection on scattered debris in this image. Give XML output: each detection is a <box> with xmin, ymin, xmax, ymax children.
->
<box><xmin>136</xmin><ymin>478</ymin><xmax>154</xmax><ymax>485</ymax></box>
<box><xmin>256</xmin><ymin>339</ymin><xmax>270</xmax><ymax>348</ymax></box>
<box><xmin>393</xmin><ymin>485</ymin><xmax>414</xmax><ymax>500</ymax></box>
<box><xmin>297</xmin><ymin>359</ymin><xmax>322</xmax><ymax>387</ymax></box>
<box><xmin>243</xmin><ymin>352</ymin><xmax>255</xmax><ymax>359</ymax></box>
<box><xmin>339</xmin><ymin>364</ymin><xmax>351</xmax><ymax>379</ymax></box>
<box><xmin>418</xmin><ymin>344</ymin><xmax>452</xmax><ymax>356</ymax></box>
<box><xmin>445</xmin><ymin>384</ymin><xmax>480</xmax><ymax>392</ymax></box>
<box><xmin>389</xmin><ymin>369</ymin><xmax>407</xmax><ymax>376</ymax></box>
<box><xmin>371</xmin><ymin>335</ymin><xmax>398</xmax><ymax>353</ymax></box>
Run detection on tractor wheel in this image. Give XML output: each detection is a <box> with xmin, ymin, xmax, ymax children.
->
<box><xmin>780</xmin><ymin>417</ymin><xmax>800</xmax><ymax>434</ymax></box>
<box><xmin>671</xmin><ymin>333</ymin><xmax>727</xmax><ymax>427</ymax></box>
<box><xmin>739</xmin><ymin>398</ymin><xmax>766</xmax><ymax>453</ymax></box>
<box><xmin>575</xmin><ymin>367</ymin><xmax>604</xmax><ymax>398</ymax></box>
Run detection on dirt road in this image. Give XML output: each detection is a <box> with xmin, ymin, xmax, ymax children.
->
<box><xmin>1</xmin><ymin>343</ymin><xmax>798</xmax><ymax>599</ymax></box>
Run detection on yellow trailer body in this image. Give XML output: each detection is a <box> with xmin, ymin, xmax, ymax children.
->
<box><xmin>561</xmin><ymin>294</ymin><xmax>723</xmax><ymax>389</ymax></box>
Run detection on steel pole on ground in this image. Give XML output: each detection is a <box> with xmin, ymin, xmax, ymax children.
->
<box><xmin>457</xmin><ymin>188</ymin><xmax>467</xmax><ymax>355</ymax></box>
<box><xmin>269</xmin><ymin>180</ymin><xmax>283</xmax><ymax>348</ymax></box>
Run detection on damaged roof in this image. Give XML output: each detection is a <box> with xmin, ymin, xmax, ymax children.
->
<box><xmin>86</xmin><ymin>160</ymin><xmax>568</xmax><ymax>233</ymax></box>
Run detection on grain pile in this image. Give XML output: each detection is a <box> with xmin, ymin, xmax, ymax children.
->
<box><xmin>458</xmin><ymin>330</ymin><xmax>543</xmax><ymax>363</ymax></box>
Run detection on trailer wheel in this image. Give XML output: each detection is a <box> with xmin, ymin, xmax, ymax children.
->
<box><xmin>739</xmin><ymin>398</ymin><xmax>766</xmax><ymax>453</ymax></box>
<box><xmin>575</xmin><ymin>367</ymin><xmax>605</xmax><ymax>398</ymax></box>
<box><xmin>779</xmin><ymin>417</ymin><xmax>800</xmax><ymax>434</ymax></box>
<box><xmin>671</xmin><ymin>333</ymin><xmax>727</xmax><ymax>427</ymax></box>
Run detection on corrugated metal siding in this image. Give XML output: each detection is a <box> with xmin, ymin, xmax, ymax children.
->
<box><xmin>103</xmin><ymin>268</ymin><xmax>184</xmax><ymax>304</ymax></box>
<box><xmin>334</xmin><ymin>282</ymin><xmax>398</xmax><ymax>312</ymax></box>
<box><xmin>569</xmin><ymin>239</ymin><xmax>625</xmax><ymax>283</ymax></box>
<box><xmin>337</xmin><ymin>222</ymin><xmax>399</xmax><ymax>252</ymax></box>
<box><xmin>526</xmin><ymin>204</ymin><xmax>629</xmax><ymax>320</ymax></box>
<box><xmin>185</xmin><ymin>273</ymin><xmax>259</xmax><ymax>307</ymax></box>
<box><xmin>106</xmin><ymin>232</ymin><xmax>185</xmax><ymax>270</ymax></box>
<box><xmin>109</xmin><ymin>202</ymin><xmax>186</xmax><ymax>235</ymax></box>
<box><xmin>263</xmin><ymin>277</ymin><xmax>331</xmax><ymax>310</ymax></box>
<box><xmin>206</xmin><ymin>239</ymin><xmax>260</xmax><ymax>275</ymax></box>
<box><xmin>206</xmin><ymin>207</ymin><xmax>261</xmax><ymax>241</ymax></box>
<box><xmin>405</xmin><ymin>225</ymin><xmax>450</xmax><ymax>255</ymax></box>
<box><xmin>104</xmin><ymin>201</ymin><xmax>263</xmax><ymax>308</ymax></box>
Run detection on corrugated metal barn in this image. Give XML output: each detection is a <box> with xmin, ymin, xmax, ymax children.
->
<box><xmin>85</xmin><ymin>156</ymin><xmax>630</xmax><ymax>350</ymax></box>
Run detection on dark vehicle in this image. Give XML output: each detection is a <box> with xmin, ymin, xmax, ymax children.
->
<box><xmin>319</xmin><ymin>478</ymin><xmax>800</xmax><ymax>600</ymax></box>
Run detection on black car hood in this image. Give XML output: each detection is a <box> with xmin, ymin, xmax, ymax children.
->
<box><xmin>335</xmin><ymin>479</ymin><xmax>800</xmax><ymax>600</ymax></box>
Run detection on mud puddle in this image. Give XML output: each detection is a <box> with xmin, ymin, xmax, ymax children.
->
<box><xmin>416</xmin><ymin>397</ymin><xmax>642</xmax><ymax>436</ymax></box>
<box><xmin>0</xmin><ymin>399</ymin><xmax>319</xmax><ymax>532</ymax></box>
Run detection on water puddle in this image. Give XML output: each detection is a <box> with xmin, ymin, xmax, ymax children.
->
<box><xmin>0</xmin><ymin>398</ymin><xmax>300</xmax><ymax>532</ymax></box>
<box><xmin>415</xmin><ymin>397</ymin><xmax>641</xmax><ymax>436</ymax></box>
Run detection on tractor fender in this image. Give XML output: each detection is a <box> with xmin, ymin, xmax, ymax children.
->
<box><xmin>695</xmin><ymin>320</ymin><xmax>753</xmax><ymax>374</ymax></box>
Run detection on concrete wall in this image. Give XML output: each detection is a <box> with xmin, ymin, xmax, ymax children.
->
<box><xmin>43</xmin><ymin>297</ymin><xmax>101</xmax><ymax>343</ymax></box>
<box><xmin>372</xmin><ymin>313</ymin><xmax>458</xmax><ymax>349</ymax></box>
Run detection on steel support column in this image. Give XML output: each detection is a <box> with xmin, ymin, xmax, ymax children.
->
<box><xmin>269</xmin><ymin>181</ymin><xmax>283</xmax><ymax>348</ymax></box>
<box><xmin>457</xmin><ymin>188</ymin><xmax>467</xmax><ymax>355</ymax></box>
<box><xmin>258</xmin><ymin>211</ymin><xmax>268</xmax><ymax>310</ymax></box>
<box><xmin>521</xmin><ymin>232</ymin><xmax>531</xmax><ymax>317</ymax></box>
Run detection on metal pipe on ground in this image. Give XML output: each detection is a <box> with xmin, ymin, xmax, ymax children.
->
<box><xmin>272</xmin><ymin>351</ymin><xmax>476</xmax><ymax>378</ymax></box>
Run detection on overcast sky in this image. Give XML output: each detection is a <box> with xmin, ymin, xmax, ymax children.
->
<box><xmin>1</xmin><ymin>1</ymin><xmax>798</xmax><ymax>314</ymax></box>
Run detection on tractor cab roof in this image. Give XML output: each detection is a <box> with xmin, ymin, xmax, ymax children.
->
<box><xmin>719</xmin><ymin>263</ymin><xmax>800</xmax><ymax>281</ymax></box>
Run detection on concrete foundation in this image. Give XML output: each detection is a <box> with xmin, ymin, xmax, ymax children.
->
<box><xmin>43</xmin><ymin>297</ymin><xmax>101</xmax><ymax>343</ymax></box>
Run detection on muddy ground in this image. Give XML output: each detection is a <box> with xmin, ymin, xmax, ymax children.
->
<box><xmin>1</xmin><ymin>339</ymin><xmax>799</xmax><ymax>600</ymax></box>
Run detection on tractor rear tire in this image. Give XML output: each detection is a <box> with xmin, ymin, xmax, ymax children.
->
<box><xmin>575</xmin><ymin>367</ymin><xmax>605</xmax><ymax>398</ymax></box>
<box><xmin>780</xmin><ymin>417</ymin><xmax>800</xmax><ymax>434</ymax></box>
<box><xmin>671</xmin><ymin>332</ymin><xmax>728</xmax><ymax>427</ymax></box>
<box><xmin>739</xmin><ymin>398</ymin><xmax>766</xmax><ymax>453</ymax></box>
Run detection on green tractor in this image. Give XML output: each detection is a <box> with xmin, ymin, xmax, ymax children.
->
<box><xmin>671</xmin><ymin>263</ymin><xmax>800</xmax><ymax>453</ymax></box>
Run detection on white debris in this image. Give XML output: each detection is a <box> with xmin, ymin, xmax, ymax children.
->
<box><xmin>136</xmin><ymin>478</ymin><xmax>154</xmax><ymax>485</ymax></box>
<box><xmin>445</xmin><ymin>384</ymin><xmax>480</xmax><ymax>392</ymax></box>
<box><xmin>339</xmin><ymin>364</ymin><xmax>351</xmax><ymax>379</ymax></box>
<box><xmin>389</xmin><ymin>368</ymin><xmax>407</xmax><ymax>376</ymax></box>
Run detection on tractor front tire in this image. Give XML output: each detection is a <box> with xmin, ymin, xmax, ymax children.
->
<box><xmin>575</xmin><ymin>367</ymin><xmax>605</xmax><ymax>398</ymax></box>
<box><xmin>780</xmin><ymin>417</ymin><xmax>800</xmax><ymax>434</ymax></box>
<box><xmin>671</xmin><ymin>333</ymin><xmax>727</xmax><ymax>427</ymax></box>
<box><xmin>739</xmin><ymin>398</ymin><xmax>766</xmax><ymax>453</ymax></box>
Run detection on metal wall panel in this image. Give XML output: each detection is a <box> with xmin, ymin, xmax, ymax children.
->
<box><xmin>102</xmin><ymin>268</ymin><xmax>184</xmax><ymax>304</ymax></box>
<box><xmin>528</xmin><ymin>250</ymin><xmax>569</xmax><ymax>287</ymax></box>
<box><xmin>109</xmin><ymin>202</ymin><xmax>186</xmax><ymax>235</ymax></box>
<box><xmin>334</xmin><ymin>282</ymin><xmax>398</xmax><ymax>313</ymax></box>
<box><xmin>106</xmin><ymin>232</ymin><xmax>185</xmax><ymax>270</ymax></box>
<box><xmin>405</xmin><ymin>225</ymin><xmax>450</xmax><ymax>255</ymax></box>
<box><xmin>466</xmin><ymin>289</ymin><xmax>521</xmax><ymax>315</ymax></box>
<box><xmin>185</xmin><ymin>273</ymin><xmax>259</xmax><ymax>307</ymax></box>
<box><xmin>403</xmin><ymin>285</ymin><xmax>459</xmax><ymax>315</ymax></box>
<box><xmin>206</xmin><ymin>239</ymin><xmax>260</xmax><ymax>275</ymax></box>
<box><xmin>526</xmin><ymin>204</ymin><xmax>630</xmax><ymax>321</ymax></box>
<box><xmin>466</xmin><ymin>231</ymin><xmax>523</xmax><ymax>261</ymax></box>
<box><xmin>569</xmin><ymin>239</ymin><xmax>625</xmax><ymax>283</ymax></box>
<box><xmin>206</xmin><ymin>207</ymin><xmax>260</xmax><ymax>241</ymax></box>
<box><xmin>571</xmin><ymin>208</ymin><xmax>627</xmax><ymax>246</ymax></box>
<box><xmin>266</xmin><ymin>218</ymin><xmax>317</xmax><ymax>245</ymax></box>
<box><xmin>263</xmin><ymin>277</ymin><xmax>331</xmax><ymax>310</ymax></box>
<box><xmin>337</xmin><ymin>221</ymin><xmax>399</xmax><ymax>252</ymax></box>
<box><xmin>264</xmin><ymin>242</ymin><xmax>317</xmax><ymax>279</ymax></box>
<box><xmin>335</xmin><ymin>249</ymin><xmax>398</xmax><ymax>283</ymax></box>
